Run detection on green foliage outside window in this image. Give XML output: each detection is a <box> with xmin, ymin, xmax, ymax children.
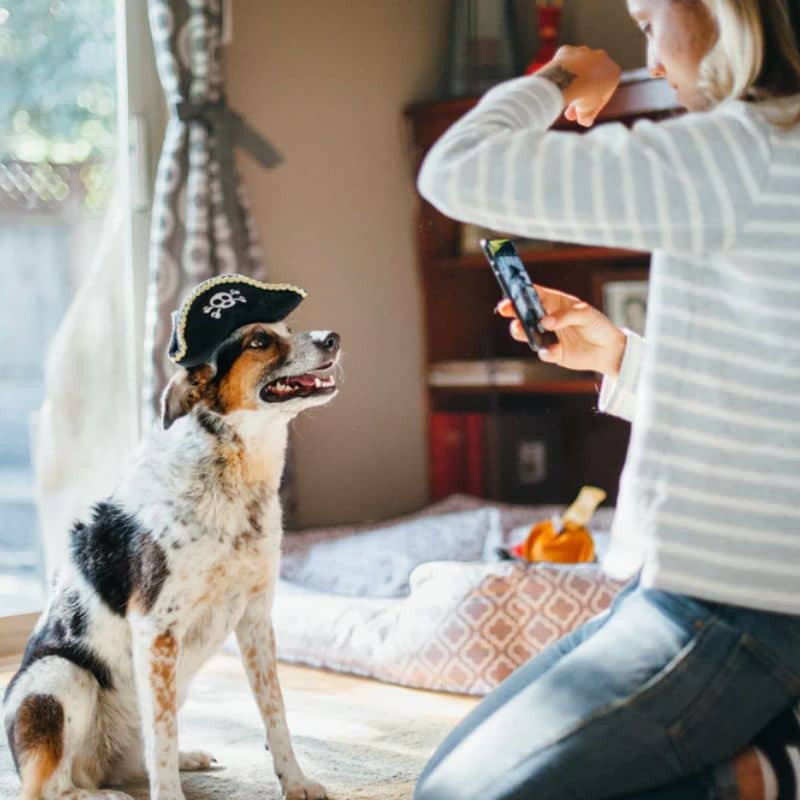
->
<box><xmin>0</xmin><ymin>0</ymin><xmax>116</xmax><ymax>165</ymax></box>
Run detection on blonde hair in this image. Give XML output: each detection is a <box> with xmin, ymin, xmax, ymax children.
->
<box><xmin>697</xmin><ymin>0</ymin><xmax>800</xmax><ymax>120</ymax></box>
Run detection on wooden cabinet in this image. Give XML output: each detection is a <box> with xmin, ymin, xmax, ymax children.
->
<box><xmin>406</xmin><ymin>70</ymin><xmax>680</xmax><ymax>506</ymax></box>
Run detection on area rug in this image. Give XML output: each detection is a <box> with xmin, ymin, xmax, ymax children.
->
<box><xmin>0</xmin><ymin>654</ymin><xmax>476</xmax><ymax>799</ymax></box>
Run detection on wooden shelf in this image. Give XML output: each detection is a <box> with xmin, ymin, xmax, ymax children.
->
<box><xmin>429</xmin><ymin>379</ymin><xmax>599</xmax><ymax>395</ymax></box>
<box><xmin>407</xmin><ymin>80</ymin><xmax>679</xmax><ymax>505</ymax></box>
<box><xmin>406</xmin><ymin>69</ymin><xmax>680</xmax><ymax>129</ymax></box>
<box><xmin>434</xmin><ymin>245</ymin><xmax>648</xmax><ymax>271</ymax></box>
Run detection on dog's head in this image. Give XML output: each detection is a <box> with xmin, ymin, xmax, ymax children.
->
<box><xmin>161</xmin><ymin>322</ymin><xmax>340</xmax><ymax>429</ymax></box>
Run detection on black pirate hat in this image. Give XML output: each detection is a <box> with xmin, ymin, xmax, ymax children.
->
<box><xmin>168</xmin><ymin>274</ymin><xmax>307</xmax><ymax>368</ymax></box>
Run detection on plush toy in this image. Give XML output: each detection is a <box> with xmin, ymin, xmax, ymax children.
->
<box><xmin>502</xmin><ymin>486</ymin><xmax>607</xmax><ymax>564</ymax></box>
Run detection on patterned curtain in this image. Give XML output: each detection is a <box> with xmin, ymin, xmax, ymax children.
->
<box><xmin>143</xmin><ymin>0</ymin><xmax>299</xmax><ymax>516</ymax></box>
<box><xmin>143</xmin><ymin>0</ymin><xmax>282</xmax><ymax>422</ymax></box>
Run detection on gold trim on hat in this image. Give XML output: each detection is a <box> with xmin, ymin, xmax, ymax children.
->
<box><xmin>169</xmin><ymin>274</ymin><xmax>308</xmax><ymax>365</ymax></box>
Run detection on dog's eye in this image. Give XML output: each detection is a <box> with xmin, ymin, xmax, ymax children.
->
<box><xmin>248</xmin><ymin>333</ymin><xmax>271</xmax><ymax>349</ymax></box>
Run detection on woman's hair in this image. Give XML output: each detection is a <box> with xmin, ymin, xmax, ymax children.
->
<box><xmin>697</xmin><ymin>0</ymin><xmax>800</xmax><ymax>117</ymax></box>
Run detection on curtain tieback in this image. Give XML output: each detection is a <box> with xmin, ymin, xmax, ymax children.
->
<box><xmin>174</xmin><ymin>98</ymin><xmax>283</xmax><ymax>169</ymax></box>
<box><xmin>173</xmin><ymin>98</ymin><xmax>283</xmax><ymax>266</ymax></box>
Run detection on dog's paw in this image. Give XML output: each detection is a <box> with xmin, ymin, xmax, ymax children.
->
<box><xmin>179</xmin><ymin>749</ymin><xmax>220</xmax><ymax>771</ymax></box>
<box><xmin>283</xmin><ymin>778</ymin><xmax>328</xmax><ymax>800</ymax></box>
<box><xmin>92</xmin><ymin>793</ymin><xmax>137</xmax><ymax>800</ymax></box>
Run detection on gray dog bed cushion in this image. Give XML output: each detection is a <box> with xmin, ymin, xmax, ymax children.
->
<box><xmin>271</xmin><ymin>496</ymin><xmax>623</xmax><ymax>695</ymax></box>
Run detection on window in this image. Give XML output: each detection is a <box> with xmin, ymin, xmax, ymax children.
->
<box><xmin>0</xmin><ymin>0</ymin><xmax>160</xmax><ymax>638</ymax></box>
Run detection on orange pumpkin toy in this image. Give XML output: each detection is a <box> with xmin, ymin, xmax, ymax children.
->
<box><xmin>511</xmin><ymin>486</ymin><xmax>606</xmax><ymax>564</ymax></box>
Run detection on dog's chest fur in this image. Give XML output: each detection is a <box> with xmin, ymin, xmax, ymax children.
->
<box><xmin>114</xmin><ymin>406</ymin><xmax>285</xmax><ymax>643</ymax></box>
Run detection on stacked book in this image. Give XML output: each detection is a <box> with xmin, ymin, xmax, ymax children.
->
<box><xmin>429</xmin><ymin>410</ymin><xmax>566</xmax><ymax>503</ymax></box>
<box><xmin>428</xmin><ymin>358</ymin><xmax>586</xmax><ymax>387</ymax></box>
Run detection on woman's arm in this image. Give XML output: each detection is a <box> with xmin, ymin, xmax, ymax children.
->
<box><xmin>418</xmin><ymin>48</ymin><xmax>770</xmax><ymax>256</ymax></box>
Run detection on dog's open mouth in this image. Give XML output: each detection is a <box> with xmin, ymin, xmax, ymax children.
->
<box><xmin>260</xmin><ymin>372</ymin><xmax>337</xmax><ymax>403</ymax></box>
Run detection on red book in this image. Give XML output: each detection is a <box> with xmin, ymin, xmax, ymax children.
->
<box><xmin>464</xmin><ymin>413</ymin><xmax>486</xmax><ymax>497</ymax></box>
<box><xmin>429</xmin><ymin>413</ymin><xmax>468</xmax><ymax>500</ymax></box>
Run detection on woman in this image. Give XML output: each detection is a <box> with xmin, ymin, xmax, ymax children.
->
<box><xmin>415</xmin><ymin>1</ymin><xmax>800</xmax><ymax>799</ymax></box>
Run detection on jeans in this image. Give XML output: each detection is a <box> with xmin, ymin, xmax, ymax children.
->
<box><xmin>414</xmin><ymin>579</ymin><xmax>800</xmax><ymax>800</ymax></box>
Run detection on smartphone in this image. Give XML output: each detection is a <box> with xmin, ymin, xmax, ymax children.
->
<box><xmin>480</xmin><ymin>238</ymin><xmax>558</xmax><ymax>352</ymax></box>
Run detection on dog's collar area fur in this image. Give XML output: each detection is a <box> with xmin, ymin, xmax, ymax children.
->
<box><xmin>168</xmin><ymin>274</ymin><xmax>307</xmax><ymax>368</ymax></box>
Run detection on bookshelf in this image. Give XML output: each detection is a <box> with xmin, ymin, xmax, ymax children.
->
<box><xmin>406</xmin><ymin>70</ymin><xmax>681</xmax><ymax>506</ymax></box>
<box><xmin>435</xmin><ymin>246</ymin><xmax>648</xmax><ymax>272</ymax></box>
<box><xmin>429</xmin><ymin>381</ymin><xmax>599</xmax><ymax>396</ymax></box>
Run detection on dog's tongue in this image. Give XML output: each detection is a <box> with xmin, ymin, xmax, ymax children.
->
<box><xmin>292</xmin><ymin>374</ymin><xmax>317</xmax><ymax>388</ymax></box>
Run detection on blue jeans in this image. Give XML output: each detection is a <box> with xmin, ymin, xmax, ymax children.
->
<box><xmin>414</xmin><ymin>579</ymin><xmax>800</xmax><ymax>800</ymax></box>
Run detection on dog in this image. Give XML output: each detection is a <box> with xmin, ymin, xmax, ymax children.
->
<box><xmin>3</xmin><ymin>287</ymin><xmax>340</xmax><ymax>800</ymax></box>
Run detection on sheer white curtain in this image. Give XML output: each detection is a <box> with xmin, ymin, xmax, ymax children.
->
<box><xmin>29</xmin><ymin>0</ymin><xmax>164</xmax><ymax>585</ymax></box>
<box><xmin>32</xmin><ymin>193</ymin><xmax>139</xmax><ymax>579</ymax></box>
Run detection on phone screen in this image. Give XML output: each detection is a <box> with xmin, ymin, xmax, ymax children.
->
<box><xmin>481</xmin><ymin>239</ymin><xmax>557</xmax><ymax>352</ymax></box>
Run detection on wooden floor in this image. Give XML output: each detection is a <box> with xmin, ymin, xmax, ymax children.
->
<box><xmin>1</xmin><ymin>652</ymin><xmax>478</xmax><ymax>800</ymax></box>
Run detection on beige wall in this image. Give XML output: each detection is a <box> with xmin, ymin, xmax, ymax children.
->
<box><xmin>227</xmin><ymin>1</ymin><xmax>451</xmax><ymax>528</ymax></box>
<box><xmin>227</xmin><ymin>1</ymin><xmax>644</xmax><ymax>529</ymax></box>
<box><xmin>514</xmin><ymin>0</ymin><xmax>646</xmax><ymax>71</ymax></box>
<box><xmin>561</xmin><ymin>3</ymin><xmax>646</xmax><ymax>70</ymax></box>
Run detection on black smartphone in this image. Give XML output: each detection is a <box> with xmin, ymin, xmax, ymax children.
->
<box><xmin>480</xmin><ymin>238</ymin><xmax>558</xmax><ymax>352</ymax></box>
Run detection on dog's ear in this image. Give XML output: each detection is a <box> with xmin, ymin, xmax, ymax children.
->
<box><xmin>160</xmin><ymin>365</ymin><xmax>215</xmax><ymax>430</ymax></box>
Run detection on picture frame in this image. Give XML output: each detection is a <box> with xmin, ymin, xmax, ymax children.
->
<box><xmin>591</xmin><ymin>269</ymin><xmax>650</xmax><ymax>337</ymax></box>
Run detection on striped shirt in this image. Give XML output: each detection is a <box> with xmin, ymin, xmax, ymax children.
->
<box><xmin>418</xmin><ymin>75</ymin><xmax>800</xmax><ymax>615</ymax></box>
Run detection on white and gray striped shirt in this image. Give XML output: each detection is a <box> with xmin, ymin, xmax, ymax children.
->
<box><xmin>418</xmin><ymin>75</ymin><xmax>800</xmax><ymax>614</ymax></box>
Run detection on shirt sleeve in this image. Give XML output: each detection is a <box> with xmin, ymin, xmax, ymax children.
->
<box><xmin>417</xmin><ymin>75</ymin><xmax>770</xmax><ymax>256</ymax></box>
<box><xmin>597</xmin><ymin>330</ymin><xmax>645</xmax><ymax>423</ymax></box>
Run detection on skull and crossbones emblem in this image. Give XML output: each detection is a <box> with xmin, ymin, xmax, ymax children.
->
<box><xmin>203</xmin><ymin>288</ymin><xmax>247</xmax><ymax>319</ymax></box>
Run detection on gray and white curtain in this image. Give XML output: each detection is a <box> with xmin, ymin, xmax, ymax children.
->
<box><xmin>143</xmin><ymin>0</ymin><xmax>282</xmax><ymax>421</ymax></box>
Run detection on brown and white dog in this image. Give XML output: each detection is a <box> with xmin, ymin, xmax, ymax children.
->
<box><xmin>3</xmin><ymin>320</ymin><xmax>340</xmax><ymax>800</ymax></box>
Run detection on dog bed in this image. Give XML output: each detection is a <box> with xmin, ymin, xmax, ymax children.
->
<box><xmin>273</xmin><ymin>495</ymin><xmax>625</xmax><ymax>696</ymax></box>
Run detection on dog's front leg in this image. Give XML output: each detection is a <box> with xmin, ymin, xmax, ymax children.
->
<box><xmin>129</xmin><ymin>613</ymin><xmax>184</xmax><ymax>800</ymax></box>
<box><xmin>236</xmin><ymin>594</ymin><xmax>327</xmax><ymax>800</ymax></box>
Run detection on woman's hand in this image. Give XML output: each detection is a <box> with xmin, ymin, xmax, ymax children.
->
<box><xmin>496</xmin><ymin>286</ymin><xmax>627</xmax><ymax>377</ymax></box>
<box><xmin>537</xmin><ymin>46</ymin><xmax>622</xmax><ymax>127</ymax></box>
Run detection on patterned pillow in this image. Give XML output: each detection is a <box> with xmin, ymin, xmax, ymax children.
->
<box><xmin>280</xmin><ymin>508</ymin><xmax>501</xmax><ymax>597</ymax></box>
<box><xmin>394</xmin><ymin>561</ymin><xmax>624</xmax><ymax>693</ymax></box>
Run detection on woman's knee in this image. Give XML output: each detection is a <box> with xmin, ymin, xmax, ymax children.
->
<box><xmin>414</xmin><ymin>761</ymin><xmax>484</xmax><ymax>800</ymax></box>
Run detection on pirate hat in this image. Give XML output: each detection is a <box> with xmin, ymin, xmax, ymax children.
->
<box><xmin>168</xmin><ymin>274</ymin><xmax>307</xmax><ymax>368</ymax></box>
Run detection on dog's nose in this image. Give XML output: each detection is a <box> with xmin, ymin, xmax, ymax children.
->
<box><xmin>316</xmin><ymin>331</ymin><xmax>340</xmax><ymax>354</ymax></box>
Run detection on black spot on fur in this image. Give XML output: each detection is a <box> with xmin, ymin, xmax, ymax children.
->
<box><xmin>50</xmin><ymin>618</ymin><xmax>67</xmax><ymax>640</ymax></box>
<box><xmin>66</xmin><ymin>592</ymin><xmax>88</xmax><ymax>638</ymax></box>
<box><xmin>4</xmin><ymin>603</ymin><xmax>114</xmax><ymax>706</ymax></box>
<box><xmin>70</xmin><ymin>503</ymin><xmax>135</xmax><ymax>615</ymax></box>
<box><xmin>196</xmin><ymin>408</ymin><xmax>227</xmax><ymax>438</ymax></box>
<box><xmin>70</xmin><ymin>501</ymin><xmax>169</xmax><ymax>617</ymax></box>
